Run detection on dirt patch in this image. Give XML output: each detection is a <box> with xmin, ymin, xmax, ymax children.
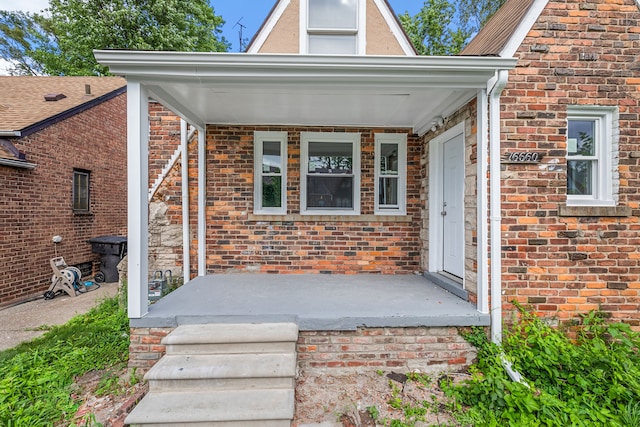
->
<box><xmin>294</xmin><ymin>370</ymin><xmax>470</xmax><ymax>426</ymax></box>
<box><xmin>70</xmin><ymin>368</ymin><xmax>469</xmax><ymax>426</ymax></box>
<box><xmin>71</xmin><ymin>368</ymin><xmax>147</xmax><ymax>427</ymax></box>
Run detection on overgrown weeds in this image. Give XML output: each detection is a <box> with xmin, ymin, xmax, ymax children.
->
<box><xmin>445</xmin><ymin>307</ymin><xmax>640</xmax><ymax>426</ymax></box>
<box><xmin>0</xmin><ymin>297</ymin><xmax>129</xmax><ymax>427</ymax></box>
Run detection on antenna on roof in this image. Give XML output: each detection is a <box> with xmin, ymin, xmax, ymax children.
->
<box><xmin>233</xmin><ymin>18</ymin><xmax>246</xmax><ymax>52</ymax></box>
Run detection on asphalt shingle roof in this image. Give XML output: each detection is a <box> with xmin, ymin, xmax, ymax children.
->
<box><xmin>0</xmin><ymin>76</ymin><xmax>126</xmax><ymax>134</ymax></box>
<box><xmin>461</xmin><ymin>0</ymin><xmax>536</xmax><ymax>56</ymax></box>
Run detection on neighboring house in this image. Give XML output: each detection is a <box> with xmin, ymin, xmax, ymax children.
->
<box><xmin>0</xmin><ymin>77</ymin><xmax>127</xmax><ymax>306</ymax></box>
<box><xmin>94</xmin><ymin>0</ymin><xmax>639</xmax><ymax>424</ymax></box>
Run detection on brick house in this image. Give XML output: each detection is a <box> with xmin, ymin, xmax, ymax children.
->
<box><xmin>0</xmin><ymin>77</ymin><xmax>127</xmax><ymax>306</ymax></box>
<box><xmin>94</xmin><ymin>0</ymin><xmax>639</xmax><ymax>424</ymax></box>
<box><xmin>462</xmin><ymin>0</ymin><xmax>640</xmax><ymax>327</ymax></box>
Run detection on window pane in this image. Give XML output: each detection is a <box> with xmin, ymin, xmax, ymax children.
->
<box><xmin>380</xmin><ymin>143</ymin><xmax>399</xmax><ymax>175</ymax></box>
<box><xmin>73</xmin><ymin>172</ymin><xmax>89</xmax><ymax>211</ymax></box>
<box><xmin>308</xmin><ymin>141</ymin><xmax>353</xmax><ymax>173</ymax></box>
<box><xmin>309</xmin><ymin>34</ymin><xmax>357</xmax><ymax>54</ymax></box>
<box><xmin>567</xmin><ymin>160</ymin><xmax>593</xmax><ymax>196</ymax></box>
<box><xmin>309</xmin><ymin>0</ymin><xmax>357</xmax><ymax>29</ymax></box>
<box><xmin>262</xmin><ymin>176</ymin><xmax>282</xmax><ymax>208</ymax></box>
<box><xmin>262</xmin><ymin>141</ymin><xmax>281</xmax><ymax>173</ymax></box>
<box><xmin>568</xmin><ymin>120</ymin><xmax>595</xmax><ymax>156</ymax></box>
<box><xmin>379</xmin><ymin>177</ymin><xmax>398</xmax><ymax>206</ymax></box>
<box><xmin>307</xmin><ymin>175</ymin><xmax>353</xmax><ymax>208</ymax></box>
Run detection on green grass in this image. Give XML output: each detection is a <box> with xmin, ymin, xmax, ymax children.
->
<box><xmin>0</xmin><ymin>297</ymin><xmax>129</xmax><ymax>427</ymax></box>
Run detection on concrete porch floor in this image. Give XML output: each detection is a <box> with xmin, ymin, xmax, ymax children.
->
<box><xmin>131</xmin><ymin>273</ymin><xmax>489</xmax><ymax>330</ymax></box>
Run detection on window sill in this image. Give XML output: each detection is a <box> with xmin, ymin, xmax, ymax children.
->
<box><xmin>73</xmin><ymin>211</ymin><xmax>93</xmax><ymax>217</ymax></box>
<box><xmin>248</xmin><ymin>214</ymin><xmax>413</xmax><ymax>223</ymax></box>
<box><xmin>558</xmin><ymin>205</ymin><xmax>631</xmax><ymax>217</ymax></box>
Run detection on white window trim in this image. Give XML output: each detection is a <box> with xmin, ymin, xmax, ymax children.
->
<box><xmin>300</xmin><ymin>0</ymin><xmax>366</xmax><ymax>55</ymax></box>
<box><xmin>566</xmin><ymin>106</ymin><xmax>618</xmax><ymax>207</ymax></box>
<box><xmin>254</xmin><ymin>131</ymin><xmax>288</xmax><ymax>214</ymax></box>
<box><xmin>300</xmin><ymin>131</ymin><xmax>361</xmax><ymax>215</ymax></box>
<box><xmin>374</xmin><ymin>133</ymin><xmax>407</xmax><ymax>215</ymax></box>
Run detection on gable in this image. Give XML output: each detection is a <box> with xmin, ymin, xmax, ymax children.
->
<box><xmin>247</xmin><ymin>0</ymin><xmax>414</xmax><ymax>55</ymax></box>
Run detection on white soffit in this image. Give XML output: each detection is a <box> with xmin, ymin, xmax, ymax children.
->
<box><xmin>94</xmin><ymin>51</ymin><xmax>516</xmax><ymax>134</ymax></box>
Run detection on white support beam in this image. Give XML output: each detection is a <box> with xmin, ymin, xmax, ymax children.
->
<box><xmin>197</xmin><ymin>127</ymin><xmax>206</xmax><ymax>276</ymax></box>
<box><xmin>127</xmin><ymin>81</ymin><xmax>150</xmax><ymax>319</ymax></box>
<box><xmin>181</xmin><ymin>119</ymin><xmax>191</xmax><ymax>282</ymax></box>
<box><xmin>476</xmin><ymin>89</ymin><xmax>489</xmax><ymax>314</ymax></box>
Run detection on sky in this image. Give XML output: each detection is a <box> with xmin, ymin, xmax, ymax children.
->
<box><xmin>0</xmin><ymin>0</ymin><xmax>424</xmax><ymax>71</ymax></box>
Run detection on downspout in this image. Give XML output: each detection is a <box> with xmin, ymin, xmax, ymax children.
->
<box><xmin>488</xmin><ymin>69</ymin><xmax>527</xmax><ymax>385</ymax></box>
<box><xmin>181</xmin><ymin>119</ymin><xmax>191</xmax><ymax>282</ymax></box>
<box><xmin>488</xmin><ymin>69</ymin><xmax>508</xmax><ymax>345</ymax></box>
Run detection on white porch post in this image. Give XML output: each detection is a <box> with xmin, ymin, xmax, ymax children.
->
<box><xmin>181</xmin><ymin>119</ymin><xmax>191</xmax><ymax>282</ymax></box>
<box><xmin>127</xmin><ymin>81</ymin><xmax>149</xmax><ymax>319</ymax></box>
<box><xmin>197</xmin><ymin>126</ymin><xmax>206</xmax><ymax>276</ymax></box>
<box><xmin>476</xmin><ymin>89</ymin><xmax>489</xmax><ymax>315</ymax></box>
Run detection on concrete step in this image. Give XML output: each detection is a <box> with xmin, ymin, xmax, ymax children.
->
<box><xmin>134</xmin><ymin>421</ymin><xmax>291</xmax><ymax>427</ymax></box>
<box><xmin>162</xmin><ymin>323</ymin><xmax>299</xmax><ymax>346</ymax></box>
<box><xmin>145</xmin><ymin>353</ymin><xmax>296</xmax><ymax>392</ymax></box>
<box><xmin>165</xmin><ymin>341</ymin><xmax>296</xmax><ymax>355</ymax></box>
<box><xmin>125</xmin><ymin>389</ymin><xmax>295</xmax><ymax>425</ymax></box>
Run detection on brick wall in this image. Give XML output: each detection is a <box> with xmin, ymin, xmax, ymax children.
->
<box><xmin>297</xmin><ymin>327</ymin><xmax>476</xmax><ymax>374</ymax></box>
<box><xmin>128</xmin><ymin>326</ymin><xmax>477</xmax><ymax>375</ymax></box>
<box><xmin>0</xmin><ymin>93</ymin><xmax>127</xmax><ymax>305</ymax></box>
<box><xmin>500</xmin><ymin>0</ymin><xmax>640</xmax><ymax>325</ymax></box>
<box><xmin>194</xmin><ymin>125</ymin><xmax>423</xmax><ymax>274</ymax></box>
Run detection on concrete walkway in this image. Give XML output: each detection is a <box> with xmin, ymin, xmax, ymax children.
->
<box><xmin>0</xmin><ymin>282</ymin><xmax>119</xmax><ymax>351</ymax></box>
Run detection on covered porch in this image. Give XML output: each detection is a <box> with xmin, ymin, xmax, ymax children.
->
<box><xmin>131</xmin><ymin>273</ymin><xmax>488</xmax><ymax>329</ymax></box>
<box><xmin>94</xmin><ymin>51</ymin><xmax>516</xmax><ymax>334</ymax></box>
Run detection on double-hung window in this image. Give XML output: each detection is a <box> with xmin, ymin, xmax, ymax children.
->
<box><xmin>566</xmin><ymin>107</ymin><xmax>617</xmax><ymax>206</ymax></box>
<box><xmin>73</xmin><ymin>169</ymin><xmax>90</xmax><ymax>212</ymax></box>
<box><xmin>375</xmin><ymin>133</ymin><xmax>407</xmax><ymax>215</ymax></box>
<box><xmin>304</xmin><ymin>0</ymin><xmax>363</xmax><ymax>54</ymax></box>
<box><xmin>254</xmin><ymin>131</ymin><xmax>287</xmax><ymax>214</ymax></box>
<box><xmin>301</xmin><ymin>132</ymin><xmax>361</xmax><ymax>215</ymax></box>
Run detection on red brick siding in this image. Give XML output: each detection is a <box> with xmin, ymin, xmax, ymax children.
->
<box><xmin>297</xmin><ymin>327</ymin><xmax>476</xmax><ymax>373</ymax></box>
<box><xmin>128</xmin><ymin>326</ymin><xmax>477</xmax><ymax>375</ymax></box>
<box><xmin>500</xmin><ymin>0</ymin><xmax>640</xmax><ymax>325</ymax></box>
<box><xmin>0</xmin><ymin>93</ymin><xmax>127</xmax><ymax>305</ymax></box>
<box><xmin>198</xmin><ymin>126</ymin><xmax>422</xmax><ymax>274</ymax></box>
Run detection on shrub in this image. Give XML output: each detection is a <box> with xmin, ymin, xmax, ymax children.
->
<box><xmin>446</xmin><ymin>308</ymin><xmax>640</xmax><ymax>427</ymax></box>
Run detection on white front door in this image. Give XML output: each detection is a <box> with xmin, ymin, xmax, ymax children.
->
<box><xmin>441</xmin><ymin>133</ymin><xmax>464</xmax><ymax>279</ymax></box>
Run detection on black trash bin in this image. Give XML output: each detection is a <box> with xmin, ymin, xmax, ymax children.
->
<box><xmin>88</xmin><ymin>236</ymin><xmax>127</xmax><ymax>283</ymax></box>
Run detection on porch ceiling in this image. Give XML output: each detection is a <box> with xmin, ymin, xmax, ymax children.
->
<box><xmin>94</xmin><ymin>51</ymin><xmax>516</xmax><ymax>135</ymax></box>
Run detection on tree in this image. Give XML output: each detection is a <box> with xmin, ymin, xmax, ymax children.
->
<box><xmin>0</xmin><ymin>11</ymin><xmax>55</xmax><ymax>75</ymax></box>
<box><xmin>399</xmin><ymin>0</ymin><xmax>507</xmax><ymax>55</ymax></box>
<box><xmin>398</xmin><ymin>0</ymin><xmax>468</xmax><ymax>56</ymax></box>
<box><xmin>1</xmin><ymin>0</ymin><xmax>229</xmax><ymax>76</ymax></box>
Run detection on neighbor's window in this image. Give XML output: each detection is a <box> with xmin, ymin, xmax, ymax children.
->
<box><xmin>375</xmin><ymin>133</ymin><xmax>407</xmax><ymax>215</ymax></box>
<box><xmin>306</xmin><ymin>0</ymin><xmax>360</xmax><ymax>54</ymax></box>
<box><xmin>301</xmin><ymin>132</ymin><xmax>361</xmax><ymax>215</ymax></box>
<box><xmin>73</xmin><ymin>169</ymin><xmax>90</xmax><ymax>212</ymax></box>
<box><xmin>566</xmin><ymin>107</ymin><xmax>617</xmax><ymax>206</ymax></box>
<box><xmin>254</xmin><ymin>131</ymin><xmax>287</xmax><ymax>214</ymax></box>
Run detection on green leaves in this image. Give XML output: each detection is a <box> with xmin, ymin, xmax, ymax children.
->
<box><xmin>1</xmin><ymin>0</ymin><xmax>229</xmax><ymax>76</ymax></box>
<box><xmin>448</xmin><ymin>308</ymin><xmax>640</xmax><ymax>426</ymax></box>
<box><xmin>398</xmin><ymin>0</ymin><xmax>507</xmax><ymax>56</ymax></box>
